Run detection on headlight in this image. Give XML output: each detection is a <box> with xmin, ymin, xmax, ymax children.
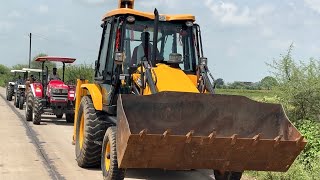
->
<box><xmin>51</xmin><ymin>88</ymin><xmax>60</xmax><ymax>94</ymax></box>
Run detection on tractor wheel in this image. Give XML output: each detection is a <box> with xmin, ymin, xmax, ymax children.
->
<box><xmin>19</xmin><ymin>95</ymin><xmax>24</xmax><ymax>110</ymax></box>
<box><xmin>102</xmin><ymin>126</ymin><xmax>125</xmax><ymax>180</ymax></box>
<box><xmin>6</xmin><ymin>86</ymin><xmax>9</xmax><ymax>100</ymax></box>
<box><xmin>15</xmin><ymin>93</ymin><xmax>20</xmax><ymax>108</ymax></box>
<box><xmin>214</xmin><ymin>170</ymin><xmax>243</xmax><ymax>180</ymax></box>
<box><xmin>32</xmin><ymin>97</ymin><xmax>43</xmax><ymax>125</ymax></box>
<box><xmin>75</xmin><ymin>96</ymin><xmax>110</xmax><ymax>168</ymax></box>
<box><xmin>7</xmin><ymin>85</ymin><xmax>13</xmax><ymax>101</ymax></box>
<box><xmin>66</xmin><ymin>113</ymin><xmax>74</xmax><ymax>123</ymax></box>
<box><xmin>56</xmin><ymin>115</ymin><xmax>63</xmax><ymax>119</ymax></box>
<box><xmin>25</xmin><ymin>91</ymin><xmax>34</xmax><ymax>121</ymax></box>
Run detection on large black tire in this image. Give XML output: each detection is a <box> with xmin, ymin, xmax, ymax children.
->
<box><xmin>75</xmin><ymin>96</ymin><xmax>111</xmax><ymax>168</ymax></box>
<box><xmin>102</xmin><ymin>127</ymin><xmax>125</xmax><ymax>180</ymax></box>
<box><xmin>66</xmin><ymin>113</ymin><xmax>74</xmax><ymax>123</ymax></box>
<box><xmin>214</xmin><ymin>170</ymin><xmax>243</xmax><ymax>180</ymax></box>
<box><xmin>25</xmin><ymin>91</ymin><xmax>34</xmax><ymax>121</ymax></box>
<box><xmin>19</xmin><ymin>95</ymin><xmax>24</xmax><ymax>110</ymax></box>
<box><xmin>56</xmin><ymin>115</ymin><xmax>63</xmax><ymax>119</ymax></box>
<box><xmin>32</xmin><ymin>97</ymin><xmax>43</xmax><ymax>125</ymax></box>
<box><xmin>15</xmin><ymin>92</ymin><xmax>20</xmax><ymax>108</ymax></box>
<box><xmin>7</xmin><ymin>85</ymin><xmax>13</xmax><ymax>101</ymax></box>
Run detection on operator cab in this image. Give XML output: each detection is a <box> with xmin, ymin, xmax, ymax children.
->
<box><xmin>95</xmin><ymin>8</ymin><xmax>204</xmax><ymax>81</ymax></box>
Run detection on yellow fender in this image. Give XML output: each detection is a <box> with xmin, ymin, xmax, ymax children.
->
<box><xmin>80</xmin><ymin>84</ymin><xmax>103</xmax><ymax>111</ymax></box>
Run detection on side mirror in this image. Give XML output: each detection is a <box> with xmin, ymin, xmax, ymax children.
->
<box><xmin>95</xmin><ymin>60</ymin><xmax>99</xmax><ymax>69</ymax></box>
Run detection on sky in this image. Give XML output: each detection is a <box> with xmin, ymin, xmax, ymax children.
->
<box><xmin>0</xmin><ymin>0</ymin><xmax>320</xmax><ymax>83</ymax></box>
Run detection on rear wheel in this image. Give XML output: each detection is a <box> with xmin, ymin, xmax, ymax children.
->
<box><xmin>25</xmin><ymin>91</ymin><xmax>33</xmax><ymax>121</ymax></box>
<box><xmin>7</xmin><ymin>85</ymin><xmax>13</xmax><ymax>101</ymax></box>
<box><xmin>15</xmin><ymin>92</ymin><xmax>20</xmax><ymax>108</ymax></box>
<box><xmin>19</xmin><ymin>95</ymin><xmax>24</xmax><ymax>110</ymax></box>
<box><xmin>214</xmin><ymin>170</ymin><xmax>243</xmax><ymax>180</ymax></box>
<box><xmin>75</xmin><ymin>96</ymin><xmax>110</xmax><ymax>168</ymax></box>
<box><xmin>66</xmin><ymin>113</ymin><xmax>74</xmax><ymax>123</ymax></box>
<box><xmin>102</xmin><ymin>126</ymin><xmax>125</xmax><ymax>180</ymax></box>
<box><xmin>33</xmin><ymin>98</ymin><xmax>43</xmax><ymax>125</ymax></box>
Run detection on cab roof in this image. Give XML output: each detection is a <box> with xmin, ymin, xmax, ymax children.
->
<box><xmin>22</xmin><ymin>68</ymin><xmax>43</xmax><ymax>73</ymax></box>
<box><xmin>35</xmin><ymin>56</ymin><xmax>76</xmax><ymax>63</ymax></box>
<box><xmin>102</xmin><ymin>8</ymin><xmax>195</xmax><ymax>22</ymax></box>
<box><xmin>10</xmin><ymin>70</ymin><xmax>26</xmax><ymax>73</ymax></box>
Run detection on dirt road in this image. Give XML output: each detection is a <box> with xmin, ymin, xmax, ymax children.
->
<box><xmin>0</xmin><ymin>87</ymin><xmax>215</xmax><ymax>180</ymax></box>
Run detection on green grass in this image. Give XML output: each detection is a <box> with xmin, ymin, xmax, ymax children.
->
<box><xmin>215</xmin><ymin>88</ymin><xmax>279</xmax><ymax>103</ymax></box>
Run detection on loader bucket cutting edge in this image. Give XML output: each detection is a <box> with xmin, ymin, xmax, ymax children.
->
<box><xmin>116</xmin><ymin>92</ymin><xmax>306</xmax><ymax>172</ymax></box>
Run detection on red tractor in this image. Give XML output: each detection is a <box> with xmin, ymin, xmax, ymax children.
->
<box><xmin>25</xmin><ymin>56</ymin><xmax>76</xmax><ymax>125</ymax></box>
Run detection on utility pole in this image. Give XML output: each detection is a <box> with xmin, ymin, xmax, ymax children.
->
<box><xmin>29</xmin><ymin>33</ymin><xmax>32</xmax><ymax>68</ymax></box>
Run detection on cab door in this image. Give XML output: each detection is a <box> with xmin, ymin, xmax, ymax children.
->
<box><xmin>95</xmin><ymin>17</ymin><xmax>122</xmax><ymax>114</ymax></box>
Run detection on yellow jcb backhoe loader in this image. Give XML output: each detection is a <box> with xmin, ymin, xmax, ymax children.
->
<box><xmin>73</xmin><ymin>0</ymin><xmax>307</xmax><ymax>179</ymax></box>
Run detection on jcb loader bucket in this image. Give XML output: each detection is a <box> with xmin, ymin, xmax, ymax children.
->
<box><xmin>116</xmin><ymin>92</ymin><xmax>306</xmax><ymax>172</ymax></box>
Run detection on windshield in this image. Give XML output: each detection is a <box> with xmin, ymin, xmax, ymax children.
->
<box><xmin>123</xmin><ymin>20</ymin><xmax>198</xmax><ymax>72</ymax></box>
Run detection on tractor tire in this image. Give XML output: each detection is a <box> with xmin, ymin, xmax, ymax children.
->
<box><xmin>66</xmin><ymin>113</ymin><xmax>74</xmax><ymax>123</ymax></box>
<box><xmin>7</xmin><ymin>86</ymin><xmax>13</xmax><ymax>101</ymax></box>
<box><xmin>102</xmin><ymin>126</ymin><xmax>125</xmax><ymax>180</ymax></box>
<box><xmin>15</xmin><ymin>93</ymin><xmax>20</xmax><ymax>108</ymax></box>
<box><xmin>75</xmin><ymin>96</ymin><xmax>110</xmax><ymax>168</ymax></box>
<box><xmin>214</xmin><ymin>170</ymin><xmax>243</xmax><ymax>180</ymax></box>
<box><xmin>56</xmin><ymin>115</ymin><xmax>63</xmax><ymax>119</ymax></box>
<box><xmin>32</xmin><ymin>97</ymin><xmax>43</xmax><ymax>125</ymax></box>
<box><xmin>19</xmin><ymin>95</ymin><xmax>24</xmax><ymax>110</ymax></box>
<box><xmin>25</xmin><ymin>91</ymin><xmax>34</xmax><ymax>121</ymax></box>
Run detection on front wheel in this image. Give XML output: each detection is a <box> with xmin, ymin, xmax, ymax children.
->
<box><xmin>66</xmin><ymin>113</ymin><xmax>74</xmax><ymax>123</ymax></box>
<box><xmin>25</xmin><ymin>91</ymin><xmax>33</xmax><ymax>121</ymax></box>
<box><xmin>19</xmin><ymin>95</ymin><xmax>24</xmax><ymax>110</ymax></box>
<box><xmin>56</xmin><ymin>114</ymin><xmax>63</xmax><ymax>119</ymax></box>
<box><xmin>102</xmin><ymin>127</ymin><xmax>125</xmax><ymax>180</ymax></box>
<box><xmin>214</xmin><ymin>170</ymin><xmax>243</xmax><ymax>180</ymax></box>
<box><xmin>7</xmin><ymin>85</ymin><xmax>13</xmax><ymax>101</ymax></box>
<box><xmin>33</xmin><ymin>98</ymin><xmax>43</xmax><ymax>125</ymax></box>
<box><xmin>15</xmin><ymin>93</ymin><xmax>20</xmax><ymax>108</ymax></box>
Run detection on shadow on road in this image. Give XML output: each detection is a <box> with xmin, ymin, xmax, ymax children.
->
<box><xmin>40</xmin><ymin>116</ymin><xmax>74</xmax><ymax>126</ymax></box>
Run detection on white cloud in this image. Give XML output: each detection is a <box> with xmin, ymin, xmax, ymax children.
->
<box><xmin>138</xmin><ymin>0</ymin><xmax>177</xmax><ymax>9</ymax></box>
<box><xmin>78</xmin><ymin>0</ymin><xmax>107</xmax><ymax>5</ymax></box>
<box><xmin>205</xmin><ymin>0</ymin><xmax>254</xmax><ymax>26</ymax></box>
<box><xmin>8</xmin><ymin>10</ymin><xmax>21</xmax><ymax>18</ymax></box>
<box><xmin>0</xmin><ymin>22</ymin><xmax>14</xmax><ymax>32</ymax></box>
<box><xmin>269</xmin><ymin>39</ymin><xmax>294</xmax><ymax>50</ymax></box>
<box><xmin>39</xmin><ymin>5</ymin><xmax>49</xmax><ymax>13</ymax></box>
<box><xmin>304</xmin><ymin>0</ymin><xmax>320</xmax><ymax>13</ymax></box>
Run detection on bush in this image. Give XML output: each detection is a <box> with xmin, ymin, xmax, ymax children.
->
<box><xmin>0</xmin><ymin>64</ymin><xmax>10</xmax><ymax>87</ymax></box>
<box><xmin>60</xmin><ymin>64</ymin><xmax>94</xmax><ymax>84</ymax></box>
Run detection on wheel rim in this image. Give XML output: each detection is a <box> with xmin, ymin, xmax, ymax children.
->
<box><xmin>79</xmin><ymin>114</ymin><xmax>85</xmax><ymax>149</ymax></box>
<box><xmin>105</xmin><ymin>142</ymin><xmax>111</xmax><ymax>172</ymax></box>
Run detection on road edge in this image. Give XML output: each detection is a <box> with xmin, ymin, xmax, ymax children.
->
<box><xmin>0</xmin><ymin>89</ymin><xmax>64</xmax><ymax>180</ymax></box>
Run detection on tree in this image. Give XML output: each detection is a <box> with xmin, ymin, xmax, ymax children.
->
<box><xmin>215</xmin><ymin>78</ymin><xmax>224</xmax><ymax>88</ymax></box>
<box><xmin>11</xmin><ymin>64</ymin><xmax>28</xmax><ymax>70</ymax></box>
<box><xmin>30</xmin><ymin>53</ymin><xmax>56</xmax><ymax>70</ymax></box>
<box><xmin>0</xmin><ymin>64</ymin><xmax>10</xmax><ymax>87</ymax></box>
<box><xmin>260</xmin><ymin>76</ymin><xmax>278</xmax><ymax>90</ymax></box>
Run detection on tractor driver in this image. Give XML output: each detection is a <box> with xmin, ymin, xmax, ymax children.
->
<box><xmin>48</xmin><ymin>67</ymin><xmax>60</xmax><ymax>81</ymax></box>
<box><xmin>131</xmin><ymin>32</ymin><xmax>161</xmax><ymax>66</ymax></box>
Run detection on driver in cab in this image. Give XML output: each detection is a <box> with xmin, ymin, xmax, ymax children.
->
<box><xmin>131</xmin><ymin>32</ymin><xmax>161</xmax><ymax>66</ymax></box>
<box><xmin>48</xmin><ymin>67</ymin><xmax>60</xmax><ymax>81</ymax></box>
